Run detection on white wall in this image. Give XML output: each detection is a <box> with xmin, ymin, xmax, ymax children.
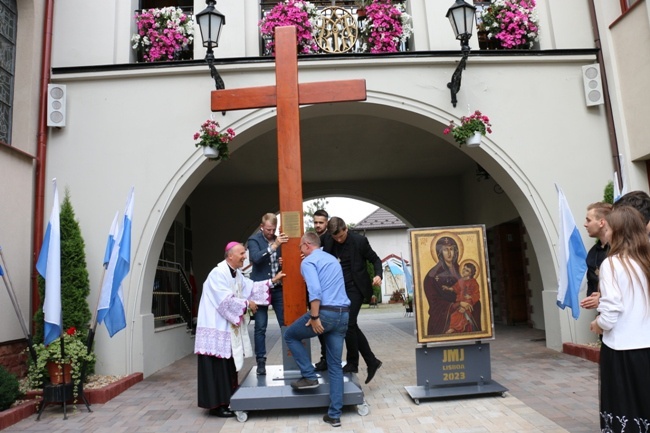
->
<box><xmin>24</xmin><ymin>0</ymin><xmax>621</xmax><ymax>375</ymax></box>
<box><xmin>49</xmin><ymin>0</ymin><xmax>597</xmax><ymax>67</ymax></box>
<box><xmin>1</xmin><ymin>0</ymin><xmax>43</xmax><ymax>344</ymax></box>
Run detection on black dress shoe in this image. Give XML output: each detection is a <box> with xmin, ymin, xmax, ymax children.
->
<box><xmin>209</xmin><ymin>407</ymin><xmax>236</xmax><ymax>418</ymax></box>
<box><xmin>342</xmin><ymin>363</ymin><xmax>358</xmax><ymax>373</ymax></box>
<box><xmin>257</xmin><ymin>359</ymin><xmax>266</xmax><ymax>375</ymax></box>
<box><xmin>314</xmin><ymin>358</ymin><xmax>328</xmax><ymax>371</ymax></box>
<box><xmin>365</xmin><ymin>359</ymin><xmax>382</xmax><ymax>384</ymax></box>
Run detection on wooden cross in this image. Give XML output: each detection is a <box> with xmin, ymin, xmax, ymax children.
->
<box><xmin>211</xmin><ymin>26</ymin><xmax>367</xmax><ymax>325</ymax></box>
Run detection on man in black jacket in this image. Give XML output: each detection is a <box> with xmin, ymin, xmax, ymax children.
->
<box><xmin>322</xmin><ymin>216</ymin><xmax>383</xmax><ymax>384</ymax></box>
<box><xmin>580</xmin><ymin>202</ymin><xmax>611</xmax><ymax>310</ymax></box>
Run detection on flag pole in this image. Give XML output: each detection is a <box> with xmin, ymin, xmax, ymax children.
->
<box><xmin>0</xmin><ymin>246</ymin><xmax>38</xmax><ymax>364</ymax></box>
<box><xmin>90</xmin><ymin>266</ymin><xmax>108</xmax><ymax>334</ymax></box>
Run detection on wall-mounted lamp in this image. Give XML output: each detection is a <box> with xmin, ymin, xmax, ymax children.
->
<box><xmin>196</xmin><ymin>0</ymin><xmax>226</xmax><ymax>90</ymax></box>
<box><xmin>476</xmin><ymin>164</ymin><xmax>490</xmax><ymax>181</ymax></box>
<box><xmin>446</xmin><ymin>0</ymin><xmax>476</xmax><ymax>107</ymax></box>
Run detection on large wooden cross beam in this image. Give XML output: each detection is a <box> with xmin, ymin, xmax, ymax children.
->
<box><xmin>211</xmin><ymin>26</ymin><xmax>367</xmax><ymax>324</ymax></box>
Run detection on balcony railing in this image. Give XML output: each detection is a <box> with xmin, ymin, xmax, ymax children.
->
<box><xmin>259</xmin><ymin>1</ymin><xmax>411</xmax><ymax>56</ymax></box>
<box><xmin>152</xmin><ymin>259</ymin><xmax>194</xmax><ymax>329</ymax></box>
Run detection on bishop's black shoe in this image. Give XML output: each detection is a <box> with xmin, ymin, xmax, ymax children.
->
<box><xmin>209</xmin><ymin>406</ymin><xmax>236</xmax><ymax>418</ymax></box>
<box><xmin>314</xmin><ymin>358</ymin><xmax>328</xmax><ymax>371</ymax></box>
<box><xmin>342</xmin><ymin>363</ymin><xmax>358</xmax><ymax>374</ymax></box>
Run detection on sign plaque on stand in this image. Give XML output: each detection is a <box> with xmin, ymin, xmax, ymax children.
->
<box><xmin>405</xmin><ymin>225</ymin><xmax>507</xmax><ymax>403</ymax></box>
<box><xmin>405</xmin><ymin>342</ymin><xmax>507</xmax><ymax>404</ymax></box>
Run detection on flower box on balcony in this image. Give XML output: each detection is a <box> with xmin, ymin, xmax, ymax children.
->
<box><xmin>132</xmin><ymin>7</ymin><xmax>194</xmax><ymax>62</ymax></box>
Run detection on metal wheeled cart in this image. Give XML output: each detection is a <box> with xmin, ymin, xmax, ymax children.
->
<box><xmin>230</xmin><ymin>364</ymin><xmax>369</xmax><ymax>423</ymax></box>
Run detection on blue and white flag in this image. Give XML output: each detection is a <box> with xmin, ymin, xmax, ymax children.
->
<box><xmin>401</xmin><ymin>254</ymin><xmax>414</xmax><ymax>297</ymax></box>
<box><xmin>556</xmin><ymin>185</ymin><xmax>587</xmax><ymax>320</ymax></box>
<box><xmin>103</xmin><ymin>212</ymin><xmax>120</xmax><ymax>268</ymax></box>
<box><xmin>36</xmin><ymin>181</ymin><xmax>61</xmax><ymax>345</ymax></box>
<box><xmin>97</xmin><ymin>188</ymin><xmax>133</xmax><ymax>337</ymax></box>
<box><xmin>613</xmin><ymin>170</ymin><xmax>627</xmax><ymax>203</ymax></box>
<box><xmin>0</xmin><ymin>263</ymin><xmax>4</xmax><ymax>276</ymax></box>
<box><xmin>387</xmin><ymin>262</ymin><xmax>403</xmax><ymax>276</ymax></box>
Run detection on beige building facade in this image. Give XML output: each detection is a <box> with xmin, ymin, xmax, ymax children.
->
<box><xmin>1</xmin><ymin>0</ymin><xmax>649</xmax><ymax>377</ymax></box>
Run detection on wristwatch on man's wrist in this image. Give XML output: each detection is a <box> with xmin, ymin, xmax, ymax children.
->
<box><xmin>310</xmin><ymin>315</ymin><xmax>320</xmax><ymax>320</ymax></box>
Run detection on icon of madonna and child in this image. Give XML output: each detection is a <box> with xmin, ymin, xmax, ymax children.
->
<box><xmin>409</xmin><ymin>227</ymin><xmax>494</xmax><ymax>344</ymax></box>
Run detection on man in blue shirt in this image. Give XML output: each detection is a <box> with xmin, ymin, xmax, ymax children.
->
<box><xmin>284</xmin><ymin>232</ymin><xmax>350</xmax><ymax>428</ymax></box>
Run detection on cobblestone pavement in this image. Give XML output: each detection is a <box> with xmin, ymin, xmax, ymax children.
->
<box><xmin>6</xmin><ymin>304</ymin><xmax>599</xmax><ymax>432</ymax></box>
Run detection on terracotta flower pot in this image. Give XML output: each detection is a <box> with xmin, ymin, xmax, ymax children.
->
<box><xmin>46</xmin><ymin>361</ymin><xmax>72</xmax><ymax>385</ymax></box>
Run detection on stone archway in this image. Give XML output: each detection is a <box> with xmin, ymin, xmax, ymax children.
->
<box><xmin>131</xmin><ymin>96</ymin><xmax>561</xmax><ymax>377</ymax></box>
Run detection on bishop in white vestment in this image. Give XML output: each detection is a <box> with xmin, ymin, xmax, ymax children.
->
<box><xmin>194</xmin><ymin>242</ymin><xmax>284</xmax><ymax>417</ymax></box>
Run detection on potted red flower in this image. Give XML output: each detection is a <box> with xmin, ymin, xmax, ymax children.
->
<box><xmin>444</xmin><ymin>110</ymin><xmax>493</xmax><ymax>147</ymax></box>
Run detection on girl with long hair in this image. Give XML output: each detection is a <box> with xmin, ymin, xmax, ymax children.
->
<box><xmin>590</xmin><ymin>205</ymin><xmax>650</xmax><ymax>432</ymax></box>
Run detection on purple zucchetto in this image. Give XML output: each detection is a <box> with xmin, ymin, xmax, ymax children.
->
<box><xmin>225</xmin><ymin>241</ymin><xmax>240</xmax><ymax>252</ymax></box>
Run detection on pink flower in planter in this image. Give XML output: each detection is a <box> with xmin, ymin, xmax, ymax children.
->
<box><xmin>259</xmin><ymin>0</ymin><xmax>320</xmax><ymax>55</ymax></box>
<box><xmin>132</xmin><ymin>7</ymin><xmax>194</xmax><ymax>62</ymax></box>
<box><xmin>360</xmin><ymin>1</ymin><xmax>412</xmax><ymax>53</ymax></box>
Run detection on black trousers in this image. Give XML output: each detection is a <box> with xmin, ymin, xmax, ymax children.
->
<box><xmin>344</xmin><ymin>287</ymin><xmax>377</xmax><ymax>367</ymax></box>
<box><xmin>197</xmin><ymin>355</ymin><xmax>237</xmax><ymax>409</ymax></box>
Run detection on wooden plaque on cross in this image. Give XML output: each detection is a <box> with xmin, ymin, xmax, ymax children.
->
<box><xmin>211</xmin><ymin>26</ymin><xmax>367</xmax><ymax>325</ymax></box>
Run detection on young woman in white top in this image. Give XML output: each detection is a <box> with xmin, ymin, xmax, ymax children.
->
<box><xmin>590</xmin><ymin>205</ymin><xmax>650</xmax><ymax>433</ymax></box>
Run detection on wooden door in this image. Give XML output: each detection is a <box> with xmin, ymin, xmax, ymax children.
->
<box><xmin>488</xmin><ymin>220</ymin><xmax>529</xmax><ymax>325</ymax></box>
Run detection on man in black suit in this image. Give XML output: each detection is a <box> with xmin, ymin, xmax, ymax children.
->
<box><xmin>322</xmin><ymin>216</ymin><xmax>383</xmax><ymax>384</ymax></box>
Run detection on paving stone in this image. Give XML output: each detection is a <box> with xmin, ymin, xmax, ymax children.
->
<box><xmin>4</xmin><ymin>304</ymin><xmax>598</xmax><ymax>432</ymax></box>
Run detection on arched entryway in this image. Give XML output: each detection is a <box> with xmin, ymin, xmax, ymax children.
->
<box><xmin>133</xmin><ymin>98</ymin><xmax>557</xmax><ymax>376</ymax></box>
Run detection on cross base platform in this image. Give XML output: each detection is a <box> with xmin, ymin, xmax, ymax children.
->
<box><xmin>229</xmin><ymin>364</ymin><xmax>368</xmax><ymax>422</ymax></box>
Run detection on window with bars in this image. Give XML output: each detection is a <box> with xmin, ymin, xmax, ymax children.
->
<box><xmin>153</xmin><ymin>211</ymin><xmax>195</xmax><ymax>329</ymax></box>
<box><xmin>620</xmin><ymin>0</ymin><xmax>641</xmax><ymax>13</ymax></box>
<box><xmin>0</xmin><ymin>0</ymin><xmax>16</xmax><ymax>145</ymax></box>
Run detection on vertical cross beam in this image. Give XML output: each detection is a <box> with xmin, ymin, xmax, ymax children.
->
<box><xmin>274</xmin><ymin>27</ymin><xmax>304</xmax><ymax>324</ymax></box>
<box><xmin>210</xmin><ymin>26</ymin><xmax>367</xmax><ymax>324</ymax></box>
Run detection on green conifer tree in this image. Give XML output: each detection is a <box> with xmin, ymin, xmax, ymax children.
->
<box><xmin>604</xmin><ymin>180</ymin><xmax>614</xmax><ymax>204</ymax></box>
<box><xmin>33</xmin><ymin>189</ymin><xmax>92</xmax><ymax>344</ymax></box>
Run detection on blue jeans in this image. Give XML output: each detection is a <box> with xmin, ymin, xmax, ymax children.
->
<box><xmin>254</xmin><ymin>286</ymin><xmax>284</xmax><ymax>360</ymax></box>
<box><xmin>284</xmin><ymin>309</ymin><xmax>349</xmax><ymax>419</ymax></box>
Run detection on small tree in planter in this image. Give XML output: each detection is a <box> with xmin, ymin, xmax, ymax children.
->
<box><xmin>30</xmin><ymin>190</ymin><xmax>94</xmax><ymax>396</ymax></box>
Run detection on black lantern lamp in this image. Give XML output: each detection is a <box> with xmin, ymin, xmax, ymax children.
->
<box><xmin>196</xmin><ymin>0</ymin><xmax>226</xmax><ymax>90</ymax></box>
<box><xmin>446</xmin><ymin>0</ymin><xmax>476</xmax><ymax>107</ymax></box>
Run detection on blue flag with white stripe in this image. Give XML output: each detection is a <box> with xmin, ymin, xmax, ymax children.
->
<box><xmin>36</xmin><ymin>181</ymin><xmax>61</xmax><ymax>345</ymax></box>
<box><xmin>103</xmin><ymin>212</ymin><xmax>120</xmax><ymax>268</ymax></box>
<box><xmin>401</xmin><ymin>254</ymin><xmax>414</xmax><ymax>297</ymax></box>
<box><xmin>556</xmin><ymin>185</ymin><xmax>587</xmax><ymax>320</ymax></box>
<box><xmin>0</xmin><ymin>263</ymin><xmax>4</xmax><ymax>276</ymax></box>
<box><xmin>97</xmin><ymin>188</ymin><xmax>133</xmax><ymax>337</ymax></box>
